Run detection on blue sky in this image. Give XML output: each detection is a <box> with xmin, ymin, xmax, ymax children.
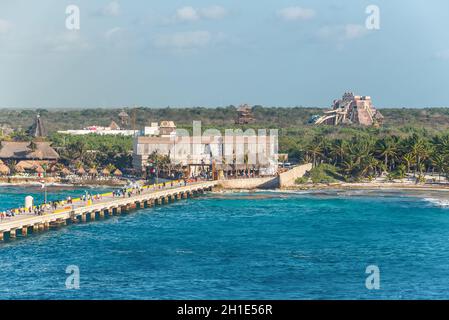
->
<box><xmin>0</xmin><ymin>0</ymin><xmax>448</xmax><ymax>108</ymax></box>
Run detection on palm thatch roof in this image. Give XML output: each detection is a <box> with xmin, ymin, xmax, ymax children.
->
<box><xmin>0</xmin><ymin>164</ymin><xmax>10</xmax><ymax>175</ymax></box>
<box><xmin>89</xmin><ymin>168</ymin><xmax>98</xmax><ymax>175</ymax></box>
<box><xmin>102</xmin><ymin>168</ymin><xmax>110</xmax><ymax>175</ymax></box>
<box><xmin>16</xmin><ymin>160</ymin><xmax>45</xmax><ymax>170</ymax></box>
<box><xmin>77</xmin><ymin>167</ymin><xmax>86</xmax><ymax>175</ymax></box>
<box><xmin>0</xmin><ymin>142</ymin><xmax>59</xmax><ymax>160</ymax></box>
<box><xmin>34</xmin><ymin>166</ymin><xmax>45</xmax><ymax>173</ymax></box>
<box><xmin>113</xmin><ymin>169</ymin><xmax>123</xmax><ymax>176</ymax></box>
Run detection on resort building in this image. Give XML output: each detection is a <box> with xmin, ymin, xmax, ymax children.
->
<box><xmin>118</xmin><ymin>110</ymin><xmax>130</xmax><ymax>127</ymax></box>
<box><xmin>133</xmin><ymin>132</ymin><xmax>279</xmax><ymax>177</ymax></box>
<box><xmin>143</xmin><ymin>122</ymin><xmax>160</xmax><ymax>136</ymax></box>
<box><xmin>314</xmin><ymin>92</ymin><xmax>384</xmax><ymax>127</ymax></box>
<box><xmin>235</xmin><ymin>104</ymin><xmax>255</xmax><ymax>125</ymax></box>
<box><xmin>57</xmin><ymin>120</ymin><xmax>139</xmax><ymax>136</ymax></box>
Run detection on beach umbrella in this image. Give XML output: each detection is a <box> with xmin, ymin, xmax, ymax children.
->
<box><xmin>77</xmin><ymin>167</ymin><xmax>86</xmax><ymax>175</ymax></box>
<box><xmin>0</xmin><ymin>164</ymin><xmax>10</xmax><ymax>175</ymax></box>
<box><xmin>102</xmin><ymin>168</ymin><xmax>110</xmax><ymax>176</ymax></box>
<box><xmin>89</xmin><ymin>168</ymin><xmax>98</xmax><ymax>175</ymax></box>
<box><xmin>113</xmin><ymin>169</ymin><xmax>123</xmax><ymax>176</ymax></box>
<box><xmin>34</xmin><ymin>166</ymin><xmax>45</xmax><ymax>174</ymax></box>
<box><xmin>15</xmin><ymin>163</ymin><xmax>25</xmax><ymax>172</ymax></box>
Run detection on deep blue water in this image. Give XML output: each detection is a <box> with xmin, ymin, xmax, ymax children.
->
<box><xmin>1</xmin><ymin>186</ymin><xmax>449</xmax><ymax>299</ymax></box>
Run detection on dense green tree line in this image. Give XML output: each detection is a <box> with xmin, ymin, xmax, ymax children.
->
<box><xmin>298</xmin><ymin>132</ymin><xmax>449</xmax><ymax>182</ymax></box>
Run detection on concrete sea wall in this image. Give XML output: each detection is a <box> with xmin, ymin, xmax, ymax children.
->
<box><xmin>218</xmin><ymin>163</ymin><xmax>312</xmax><ymax>189</ymax></box>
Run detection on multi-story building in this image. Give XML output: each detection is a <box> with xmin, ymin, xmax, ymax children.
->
<box><xmin>133</xmin><ymin>130</ymin><xmax>278</xmax><ymax>177</ymax></box>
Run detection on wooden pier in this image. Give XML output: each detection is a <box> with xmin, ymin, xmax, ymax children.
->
<box><xmin>0</xmin><ymin>181</ymin><xmax>217</xmax><ymax>242</ymax></box>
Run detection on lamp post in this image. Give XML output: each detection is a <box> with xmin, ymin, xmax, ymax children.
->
<box><xmin>40</xmin><ymin>180</ymin><xmax>47</xmax><ymax>204</ymax></box>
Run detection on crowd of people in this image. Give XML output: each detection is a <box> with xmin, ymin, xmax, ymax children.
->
<box><xmin>0</xmin><ymin>178</ymin><xmax>198</xmax><ymax>222</ymax></box>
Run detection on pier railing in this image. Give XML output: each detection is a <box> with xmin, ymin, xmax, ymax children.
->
<box><xmin>0</xmin><ymin>180</ymin><xmax>217</xmax><ymax>240</ymax></box>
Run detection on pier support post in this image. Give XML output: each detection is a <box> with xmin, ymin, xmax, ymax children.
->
<box><xmin>177</xmin><ymin>193</ymin><xmax>182</xmax><ymax>200</ymax></box>
<box><xmin>171</xmin><ymin>195</ymin><xmax>176</xmax><ymax>202</ymax></box>
<box><xmin>44</xmin><ymin>222</ymin><xmax>50</xmax><ymax>230</ymax></box>
<box><xmin>33</xmin><ymin>224</ymin><xmax>39</xmax><ymax>232</ymax></box>
<box><xmin>90</xmin><ymin>212</ymin><xmax>96</xmax><ymax>221</ymax></box>
<box><xmin>38</xmin><ymin>224</ymin><xmax>44</xmax><ymax>232</ymax></box>
<box><xmin>21</xmin><ymin>227</ymin><xmax>28</xmax><ymax>237</ymax></box>
<box><xmin>182</xmin><ymin>192</ymin><xmax>188</xmax><ymax>199</ymax></box>
<box><xmin>0</xmin><ymin>232</ymin><xmax>3</xmax><ymax>241</ymax></box>
<box><xmin>9</xmin><ymin>229</ymin><xmax>16</xmax><ymax>239</ymax></box>
<box><xmin>99</xmin><ymin>210</ymin><xmax>105</xmax><ymax>219</ymax></box>
<box><xmin>116</xmin><ymin>207</ymin><xmax>121</xmax><ymax>215</ymax></box>
<box><xmin>157</xmin><ymin>198</ymin><xmax>163</xmax><ymax>205</ymax></box>
<box><xmin>81</xmin><ymin>214</ymin><xmax>87</xmax><ymax>222</ymax></box>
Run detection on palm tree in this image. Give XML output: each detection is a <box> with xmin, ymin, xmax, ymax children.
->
<box><xmin>431</xmin><ymin>153</ymin><xmax>446</xmax><ymax>181</ymax></box>
<box><xmin>306</xmin><ymin>143</ymin><xmax>323</xmax><ymax>168</ymax></box>
<box><xmin>329</xmin><ymin>140</ymin><xmax>347</xmax><ymax>165</ymax></box>
<box><xmin>376</xmin><ymin>138</ymin><xmax>397</xmax><ymax>172</ymax></box>
<box><xmin>409</xmin><ymin>135</ymin><xmax>431</xmax><ymax>175</ymax></box>
<box><xmin>342</xmin><ymin>159</ymin><xmax>356</xmax><ymax>179</ymax></box>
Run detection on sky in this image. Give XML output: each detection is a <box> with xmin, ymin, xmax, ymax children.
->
<box><xmin>0</xmin><ymin>0</ymin><xmax>448</xmax><ymax>109</ymax></box>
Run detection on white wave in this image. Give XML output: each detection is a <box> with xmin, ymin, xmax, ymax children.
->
<box><xmin>423</xmin><ymin>197</ymin><xmax>449</xmax><ymax>208</ymax></box>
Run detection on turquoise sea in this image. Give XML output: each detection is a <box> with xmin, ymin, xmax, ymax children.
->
<box><xmin>1</xmin><ymin>186</ymin><xmax>449</xmax><ymax>299</ymax></box>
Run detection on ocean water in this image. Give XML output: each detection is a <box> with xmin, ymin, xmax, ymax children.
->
<box><xmin>1</xmin><ymin>186</ymin><xmax>449</xmax><ymax>299</ymax></box>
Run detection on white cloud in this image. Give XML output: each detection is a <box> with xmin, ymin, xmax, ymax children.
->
<box><xmin>344</xmin><ymin>24</ymin><xmax>368</xmax><ymax>40</ymax></box>
<box><xmin>105</xmin><ymin>27</ymin><xmax>122</xmax><ymax>40</ymax></box>
<box><xmin>0</xmin><ymin>19</ymin><xmax>12</xmax><ymax>34</ymax></box>
<box><xmin>200</xmin><ymin>6</ymin><xmax>227</xmax><ymax>20</ymax></box>
<box><xmin>175</xmin><ymin>5</ymin><xmax>227</xmax><ymax>22</ymax></box>
<box><xmin>101</xmin><ymin>1</ymin><xmax>120</xmax><ymax>17</ymax></box>
<box><xmin>436</xmin><ymin>49</ymin><xmax>449</xmax><ymax>60</ymax></box>
<box><xmin>154</xmin><ymin>31</ymin><xmax>211</xmax><ymax>49</ymax></box>
<box><xmin>277</xmin><ymin>7</ymin><xmax>315</xmax><ymax>21</ymax></box>
<box><xmin>47</xmin><ymin>32</ymin><xmax>89</xmax><ymax>52</ymax></box>
<box><xmin>318</xmin><ymin>24</ymin><xmax>369</xmax><ymax>42</ymax></box>
<box><xmin>176</xmin><ymin>6</ymin><xmax>200</xmax><ymax>22</ymax></box>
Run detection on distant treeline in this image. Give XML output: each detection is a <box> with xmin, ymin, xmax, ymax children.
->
<box><xmin>2</xmin><ymin>106</ymin><xmax>449</xmax><ymax>133</ymax></box>
<box><xmin>3</xmin><ymin>106</ymin><xmax>449</xmax><ymax>163</ymax></box>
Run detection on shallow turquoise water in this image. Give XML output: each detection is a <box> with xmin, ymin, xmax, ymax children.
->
<box><xmin>1</xmin><ymin>187</ymin><xmax>449</xmax><ymax>299</ymax></box>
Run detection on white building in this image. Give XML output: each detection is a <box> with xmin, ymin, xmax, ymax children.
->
<box><xmin>133</xmin><ymin>132</ymin><xmax>279</xmax><ymax>177</ymax></box>
<box><xmin>58</xmin><ymin>121</ymin><xmax>139</xmax><ymax>136</ymax></box>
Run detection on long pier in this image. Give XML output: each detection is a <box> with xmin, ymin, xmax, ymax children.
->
<box><xmin>0</xmin><ymin>181</ymin><xmax>217</xmax><ymax>241</ymax></box>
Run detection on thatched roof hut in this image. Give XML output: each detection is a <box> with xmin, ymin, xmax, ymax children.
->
<box><xmin>89</xmin><ymin>168</ymin><xmax>98</xmax><ymax>175</ymax></box>
<box><xmin>28</xmin><ymin>149</ymin><xmax>45</xmax><ymax>160</ymax></box>
<box><xmin>113</xmin><ymin>169</ymin><xmax>123</xmax><ymax>176</ymax></box>
<box><xmin>77</xmin><ymin>167</ymin><xmax>86</xmax><ymax>175</ymax></box>
<box><xmin>0</xmin><ymin>141</ymin><xmax>59</xmax><ymax>160</ymax></box>
<box><xmin>102</xmin><ymin>168</ymin><xmax>110</xmax><ymax>176</ymax></box>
